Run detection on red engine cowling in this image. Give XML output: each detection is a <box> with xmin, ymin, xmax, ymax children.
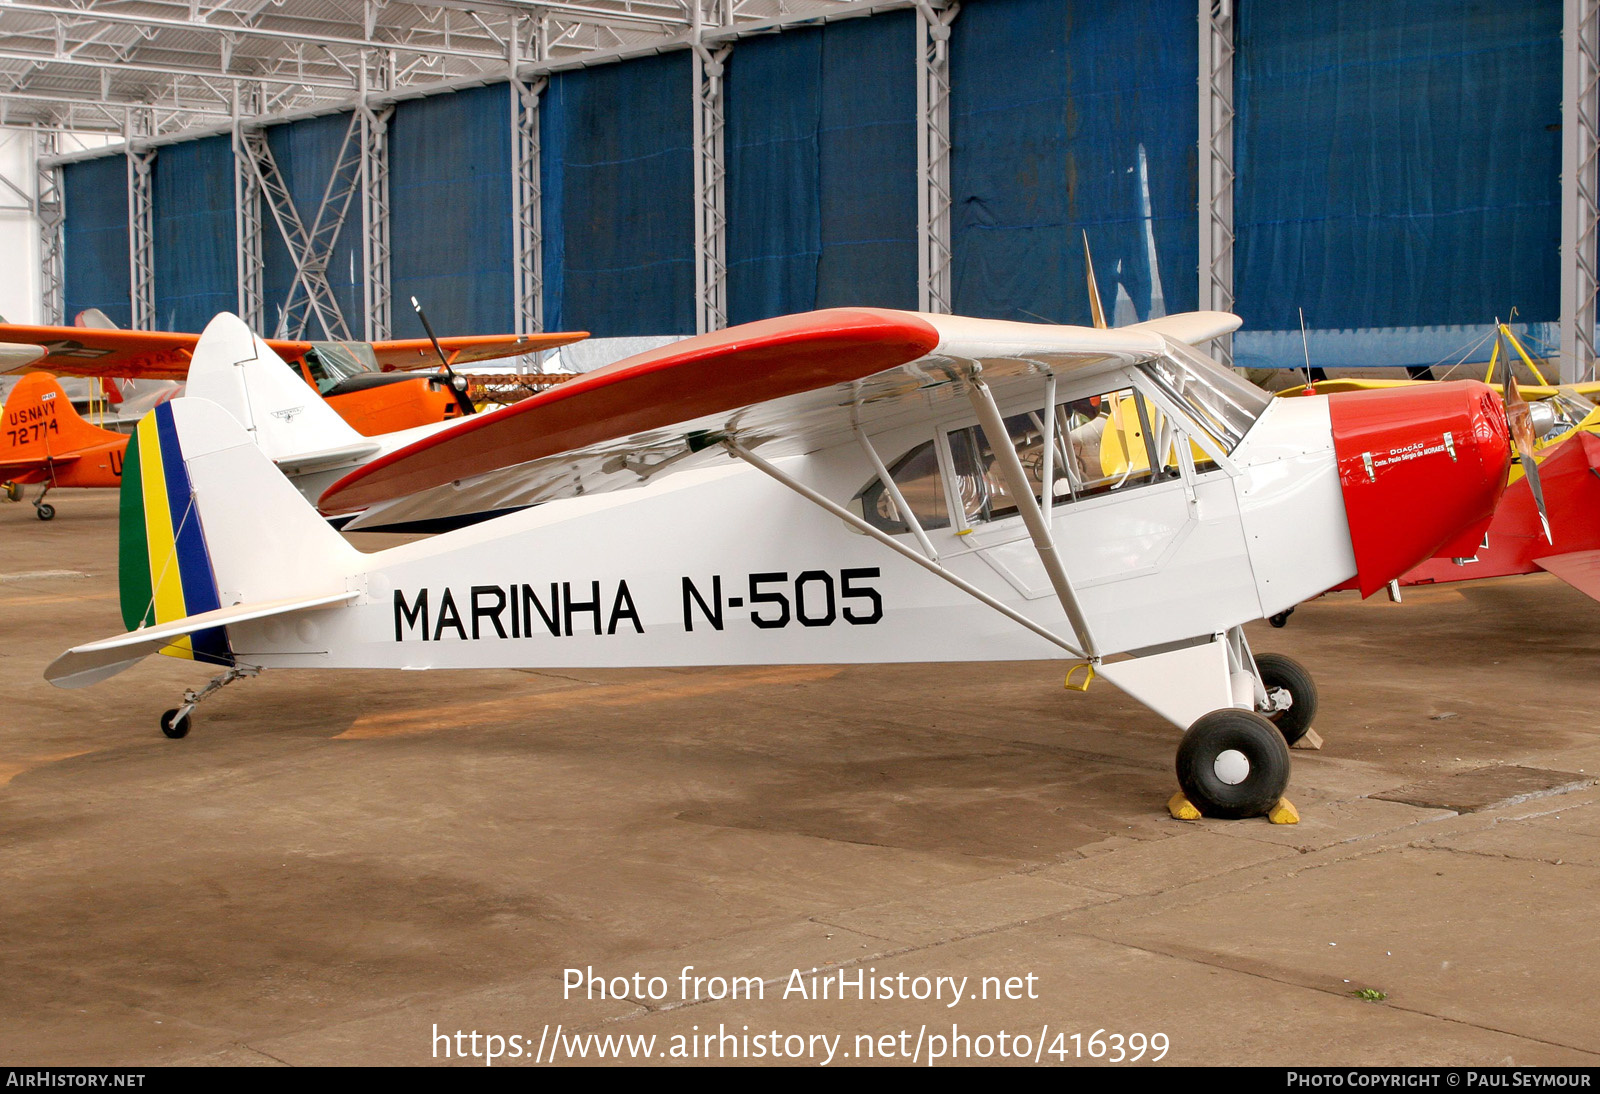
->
<box><xmin>1327</xmin><ymin>381</ymin><xmax>1510</xmax><ymax>597</ymax></box>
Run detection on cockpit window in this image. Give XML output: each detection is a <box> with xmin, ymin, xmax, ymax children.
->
<box><xmin>853</xmin><ymin>440</ymin><xmax>950</xmax><ymax>534</ymax></box>
<box><xmin>304</xmin><ymin>342</ymin><xmax>378</xmax><ymax>395</ymax></box>
<box><xmin>949</xmin><ymin>386</ymin><xmax>1175</xmax><ymax>526</ymax></box>
<box><xmin>1138</xmin><ymin>339</ymin><xmax>1269</xmax><ymax>452</ymax></box>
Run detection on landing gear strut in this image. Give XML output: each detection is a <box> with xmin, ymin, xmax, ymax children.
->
<box><xmin>32</xmin><ymin>485</ymin><xmax>54</xmax><ymax>521</ymax></box>
<box><xmin>159</xmin><ymin>665</ymin><xmax>259</xmax><ymax>739</ymax></box>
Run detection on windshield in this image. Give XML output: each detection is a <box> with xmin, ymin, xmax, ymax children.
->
<box><xmin>304</xmin><ymin>342</ymin><xmax>379</xmax><ymax>394</ymax></box>
<box><xmin>1138</xmin><ymin>339</ymin><xmax>1270</xmax><ymax>452</ymax></box>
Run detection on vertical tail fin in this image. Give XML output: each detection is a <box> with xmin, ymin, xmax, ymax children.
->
<box><xmin>2</xmin><ymin>372</ymin><xmax>124</xmax><ymax>468</ymax></box>
<box><xmin>118</xmin><ymin>398</ymin><xmax>359</xmax><ymax>664</ymax></box>
<box><xmin>184</xmin><ymin>312</ymin><xmax>371</xmax><ymax>467</ymax></box>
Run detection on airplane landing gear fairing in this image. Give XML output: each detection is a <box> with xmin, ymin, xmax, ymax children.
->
<box><xmin>160</xmin><ymin>665</ymin><xmax>259</xmax><ymax>738</ymax></box>
<box><xmin>1175</xmin><ymin>709</ymin><xmax>1292</xmax><ymax>819</ymax></box>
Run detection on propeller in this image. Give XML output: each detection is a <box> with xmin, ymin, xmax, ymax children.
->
<box><xmin>1499</xmin><ymin>328</ymin><xmax>1553</xmax><ymax>544</ymax></box>
<box><xmin>1083</xmin><ymin>230</ymin><xmax>1108</xmax><ymax>330</ymax></box>
<box><xmin>410</xmin><ymin>296</ymin><xmax>477</xmax><ymax>417</ymax></box>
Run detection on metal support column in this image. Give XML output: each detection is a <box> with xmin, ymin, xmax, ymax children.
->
<box><xmin>126</xmin><ymin>127</ymin><xmax>156</xmax><ymax>331</ymax></box>
<box><xmin>510</xmin><ymin>17</ymin><xmax>547</xmax><ymax>336</ymax></box>
<box><xmin>36</xmin><ymin>129</ymin><xmax>64</xmax><ymax>325</ymax></box>
<box><xmin>240</xmin><ymin>116</ymin><xmax>358</xmax><ymax>340</ymax></box>
<box><xmin>692</xmin><ymin>36</ymin><xmax>732</xmax><ymax>334</ymax></box>
<box><xmin>1564</xmin><ymin>0</ymin><xmax>1600</xmax><ymax>383</ymax></box>
<box><xmin>359</xmin><ymin>55</ymin><xmax>394</xmax><ymax>341</ymax></box>
<box><xmin>1199</xmin><ymin>0</ymin><xmax>1236</xmax><ymax>366</ymax></box>
<box><xmin>916</xmin><ymin>1</ymin><xmax>958</xmax><ymax>315</ymax></box>
<box><xmin>233</xmin><ymin>88</ymin><xmax>265</xmax><ymax>332</ymax></box>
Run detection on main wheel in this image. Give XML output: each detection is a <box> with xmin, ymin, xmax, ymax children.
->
<box><xmin>160</xmin><ymin>708</ymin><xmax>191</xmax><ymax>739</ymax></box>
<box><xmin>1255</xmin><ymin>652</ymin><xmax>1317</xmax><ymax>746</ymax></box>
<box><xmin>35</xmin><ymin>502</ymin><xmax>55</xmax><ymax>521</ymax></box>
<box><xmin>1176</xmin><ymin>709</ymin><xmax>1291</xmax><ymax>819</ymax></box>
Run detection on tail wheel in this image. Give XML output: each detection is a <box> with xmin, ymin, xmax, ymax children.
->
<box><xmin>1255</xmin><ymin>653</ymin><xmax>1317</xmax><ymax>746</ymax></box>
<box><xmin>3</xmin><ymin>481</ymin><xmax>19</xmax><ymax>502</ymax></box>
<box><xmin>35</xmin><ymin>502</ymin><xmax>55</xmax><ymax>521</ymax></box>
<box><xmin>160</xmin><ymin>709</ymin><xmax>191</xmax><ymax>739</ymax></box>
<box><xmin>1176</xmin><ymin>709</ymin><xmax>1291</xmax><ymax>819</ymax></box>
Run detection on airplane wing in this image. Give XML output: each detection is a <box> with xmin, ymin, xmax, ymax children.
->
<box><xmin>368</xmin><ymin>332</ymin><xmax>591</xmax><ymax>371</ymax></box>
<box><xmin>1534</xmin><ymin>550</ymin><xmax>1600</xmax><ymax>603</ymax></box>
<box><xmin>0</xmin><ymin>324</ymin><xmax>203</xmax><ymax>380</ymax></box>
<box><xmin>321</xmin><ymin>307</ymin><xmax>1176</xmax><ymax>524</ymax></box>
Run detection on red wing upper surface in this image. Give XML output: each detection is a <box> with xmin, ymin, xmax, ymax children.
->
<box><xmin>320</xmin><ymin>309</ymin><xmax>945</xmax><ymax>514</ymax></box>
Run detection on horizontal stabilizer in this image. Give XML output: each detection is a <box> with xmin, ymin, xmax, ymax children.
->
<box><xmin>273</xmin><ymin>440</ymin><xmax>382</xmax><ymax>476</ymax></box>
<box><xmin>1534</xmin><ymin>550</ymin><xmax>1600</xmax><ymax>604</ymax></box>
<box><xmin>46</xmin><ymin>589</ymin><xmax>360</xmax><ymax>689</ymax></box>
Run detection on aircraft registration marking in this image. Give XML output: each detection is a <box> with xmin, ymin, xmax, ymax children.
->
<box><xmin>392</xmin><ymin>568</ymin><xmax>884</xmax><ymax>643</ymax></box>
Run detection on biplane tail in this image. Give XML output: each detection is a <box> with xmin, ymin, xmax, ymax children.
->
<box><xmin>1</xmin><ymin>371</ymin><xmax>123</xmax><ymax>472</ymax></box>
<box><xmin>45</xmin><ymin>397</ymin><xmax>360</xmax><ymax>688</ymax></box>
<box><xmin>184</xmin><ymin>312</ymin><xmax>379</xmax><ymax>474</ymax></box>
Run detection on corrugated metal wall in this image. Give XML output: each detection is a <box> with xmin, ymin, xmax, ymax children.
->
<box><xmin>56</xmin><ymin>0</ymin><xmax>1567</xmax><ymax>368</ymax></box>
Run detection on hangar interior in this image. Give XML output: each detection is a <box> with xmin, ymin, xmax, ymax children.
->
<box><xmin>0</xmin><ymin>0</ymin><xmax>1593</xmax><ymax>377</ymax></box>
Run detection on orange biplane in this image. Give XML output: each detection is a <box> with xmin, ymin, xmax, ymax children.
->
<box><xmin>1</xmin><ymin>372</ymin><xmax>129</xmax><ymax>519</ymax></box>
<box><xmin>0</xmin><ymin>318</ymin><xmax>589</xmax><ymax>436</ymax></box>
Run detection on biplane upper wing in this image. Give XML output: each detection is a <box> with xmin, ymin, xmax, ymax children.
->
<box><xmin>319</xmin><ymin>307</ymin><xmax>1174</xmax><ymax>523</ymax></box>
<box><xmin>0</xmin><ymin>324</ymin><xmax>208</xmax><ymax>380</ymax></box>
<box><xmin>368</xmin><ymin>332</ymin><xmax>591</xmax><ymax>371</ymax></box>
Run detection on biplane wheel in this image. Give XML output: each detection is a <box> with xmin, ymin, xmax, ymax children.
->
<box><xmin>160</xmin><ymin>708</ymin><xmax>191</xmax><ymax>739</ymax></box>
<box><xmin>1268</xmin><ymin>608</ymin><xmax>1294</xmax><ymax>628</ymax></box>
<box><xmin>1255</xmin><ymin>653</ymin><xmax>1318</xmax><ymax>746</ymax></box>
<box><xmin>3</xmin><ymin>481</ymin><xmax>19</xmax><ymax>502</ymax></box>
<box><xmin>1175</xmin><ymin>709</ymin><xmax>1290</xmax><ymax>819</ymax></box>
<box><xmin>35</xmin><ymin>503</ymin><xmax>55</xmax><ymax>521</ymax></box>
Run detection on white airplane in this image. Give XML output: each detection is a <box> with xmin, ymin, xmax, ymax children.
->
<box><xmin>47</xmin><ymin>307</ymin><xmax>1514</xmax><ymax>820</ymax></box>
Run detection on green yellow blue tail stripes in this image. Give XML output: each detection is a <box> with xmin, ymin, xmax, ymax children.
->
<box><xmin>118</xmin><ymin>403</ymin><xmax>234</xmax><ymax>666</ymax></box>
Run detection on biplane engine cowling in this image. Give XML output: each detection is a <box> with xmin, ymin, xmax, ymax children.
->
<box><xmin>1327</xmin><ymin>381</ymin><xmax>1511</xmax><ymax>597</ymax></box>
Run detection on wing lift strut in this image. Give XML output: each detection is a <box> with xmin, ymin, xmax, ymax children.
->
<box><xmin>723</xmin><ymin>365</ymin><xmax>1099</xmax><ymax>664</ymax></box>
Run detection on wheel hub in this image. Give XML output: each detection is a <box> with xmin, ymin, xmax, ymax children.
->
<box><xmin>1213</xmin><ymin>748</ymin><xmax>1250</xmax><ymax>785</ymax></box>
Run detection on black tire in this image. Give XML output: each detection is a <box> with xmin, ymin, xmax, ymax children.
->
<box><xmin>35</xmin><ymin>502</ymin><xmax>55</xmax><ymax>521</ymax></box>
<box><xmin>160</xmin><ymin>708</ymin><xmax>190</xmax><ymax>739</ymax></box>
<box><xmin>3</xmin><ymin>481</ymin><xmax>19</xmax><ymax>502</ymax></box>
<box><xmin>1255</xmin><ymin>652</ymin><xmax>1317</xmax><ymax>746</ymax></box>
<box><xmin>1175</xmin><ymin>709</ymin><xmax>1291</xmax><ymax>819</ymax></box>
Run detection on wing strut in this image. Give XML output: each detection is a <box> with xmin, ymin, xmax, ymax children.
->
<box><xmin>722</xmin><ymin>440</ymin><xmax>1085</xmax><ymax>659</ymax></box>
<box><xmin>966</xmin><ymin>372</ymin><xmax>1099</xmax><ymax>659</ymax></box>
<box><xmin>852</xmin><ymin>412</ymin><xmax>939</xmax><ymax>562</ymax></box>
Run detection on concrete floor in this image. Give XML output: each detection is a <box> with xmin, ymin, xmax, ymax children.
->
<box><xmin>3</xmin><ymin>489</ymin><xmax>1599</xmax><ymax>1067</ymax></box>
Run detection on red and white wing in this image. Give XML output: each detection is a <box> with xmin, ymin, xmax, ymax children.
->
<box><xmin>321</xmin><ymin>307</ymin><xmax>1182</xmax><ymax>527</ymax></box>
